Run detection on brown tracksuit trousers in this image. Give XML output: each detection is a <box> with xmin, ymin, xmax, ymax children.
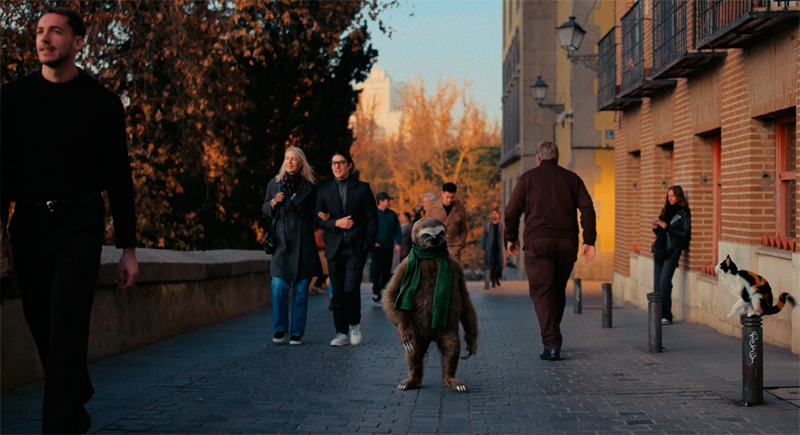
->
<box><xmin>524</xmin><ymin>238</ymin><xmax>579</xmax><ymax>351</ymax></box>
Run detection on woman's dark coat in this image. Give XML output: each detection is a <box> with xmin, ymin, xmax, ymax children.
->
<box><xmin>263</xmin><ymin>177</ymin><xmax>322</xmax><ymax>282</ymax></box>
<box><xmin>652</xmin><ymin>207</ymin><xmax>691</xmax><ymax>258</ymax></box>
<box><xmin>480</xmin><ymin>220</ymin><xmax>505</xmax><ymax>267</ymax></box>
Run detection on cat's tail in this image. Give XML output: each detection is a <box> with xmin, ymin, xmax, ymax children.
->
<box><xmin>763</xmin><ymin>293</ymin><xmax>795</xmax><ymax>315</ymax></box>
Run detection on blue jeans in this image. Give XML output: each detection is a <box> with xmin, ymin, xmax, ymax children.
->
<box><xmin>271</xmin><ymin>277</ymin><xmax>310</xmax><ymax>337</ymax></box>
<box><xmin>653</xmin><ymin>252</ymin><xmax>680</xmax><ymax>322</ymax></box>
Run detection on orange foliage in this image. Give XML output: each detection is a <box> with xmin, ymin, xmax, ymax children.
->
<box><xmin>352</xmin><ymin>78</ymin><xmax>501</xmax><ymax>270</ymax></box>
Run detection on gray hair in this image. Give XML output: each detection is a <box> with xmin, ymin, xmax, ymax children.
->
<box><xmin>422</xmin><ymin>192</ymin><xmax>438</xmax><ymax>201</ymax></box>
<box><xmin>536</xmin><ymin>141</ymin><xmax>559</xmax><ymax>162</ymax></box>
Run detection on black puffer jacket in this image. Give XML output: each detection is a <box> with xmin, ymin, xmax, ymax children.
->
<box><xmin>652</xmin><ymin>207</ymin><xmax>691</xmax><ymax>255</ymax></box>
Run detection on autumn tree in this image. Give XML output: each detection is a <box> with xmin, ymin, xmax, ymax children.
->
<box><xmin>351</xmin><ymin>78</ymin><xmax>501</xmax><ymax>270</ymax></box>
<box><xmin>1</xmin><ymin>0</ymin><xmax>392</xmax><ymax>250</ymax></box>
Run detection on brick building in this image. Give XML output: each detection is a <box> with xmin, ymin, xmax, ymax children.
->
<box><xmin>598</xmin><ymin>0</ymin><xmax>799</xmax><ymax>351</ymax></box>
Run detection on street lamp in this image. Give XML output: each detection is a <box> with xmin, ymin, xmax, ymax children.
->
<box><xmin>556</xmin><ymin>15</ymin><xmax>598</xmax><ymax>71</ymax></box>
<box><xmin>530</xmin><ymin>76</ymin><xmax>565</xmax><ymax>115</ymax></box>
<box><xmin>556</xmin><ymin>16</ymin><xmax>586</xmax><ymax>52</ymax></box>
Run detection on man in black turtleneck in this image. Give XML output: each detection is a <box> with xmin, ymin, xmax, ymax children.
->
<box><xmin>0</xmin><ymin>7</ymin><xmax>138</xmax><ymax>434</ymax></box>
<box><xmin>316</xmin><ymin>152</ymin><xmax>378</xmax><ymax>347</ymax></box>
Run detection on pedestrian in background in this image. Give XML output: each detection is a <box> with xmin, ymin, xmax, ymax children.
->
<box><xmin>505</xmin><ymin>141</ymin><xmax>596</xmax><ymax>361</ymax></box>
<box><xmin>312</xmin><ymin>228</ymin><xmax>328</xmax><ymax>294</ymax></box>
<box><xmin>413</xmin><ymin>192</ymin><xmax>437</xmax><ymax>223</ymax></box>
<box><xmin>427</xmin><ymin>183</ymin><xmax>468</xmax><ymax>262</ymax></box>
<box><xmin>651</xmin><ymin>186</ymin><xmax>691</xmax><ymax>325</ymax></box>
<box><xmin>263</xmin><ymin>147</ymin><xmax>322</xmax><ymax>347</ymax></box>
<box><xmin>399</xmin><ymin>211</ymin><xmax>413</xmax><ymax>259</ymax></box>
<box><xmin>0</xmin><ymin>7</ymin><xmax>139</xmax><ymax>433</ymax></box>
<box><xmin>481</xmin><ymin>209</ymin><xmax>505</xmax><ymax>288</ymax></box>
<box><xmin>316</xmin><ymin>151</ymin><xmax>378</xmax><ymax>347</ymax></box>
<box><xmin>371</xmin><ymin>192</ymin><xmax>401</xmax><ymax>305</ymax></box>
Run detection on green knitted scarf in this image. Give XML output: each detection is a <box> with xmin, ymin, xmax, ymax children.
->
<box><xmin>395</xmin><ymin>243</ymin><xmax>452</xmax><ymax>329</ymax></box>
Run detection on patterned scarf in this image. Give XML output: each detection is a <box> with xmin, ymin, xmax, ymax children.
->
<box><xmin>395</xmin><ymin>243</ymin><xmax>452</xmax><ymax>329</ymax></box>
<box><xmin>282</xmin><ymin>172</ymin><xmax>301</xmax><ymax>197</ymax></box>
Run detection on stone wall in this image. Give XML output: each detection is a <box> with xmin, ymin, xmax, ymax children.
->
<box><xmin>0</xmin><ymin>247</ymin><xmax>271</xmax><ymax>392</ymax></box>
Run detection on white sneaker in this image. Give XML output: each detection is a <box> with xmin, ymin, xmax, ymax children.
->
<box><xmin>330</xmin><ymin>333</ymin><xmax>349</xmax><ymax>347</ymax></box>
<box><xmin>349</xmin><ymin>324</ymin><xmax>362</xmax><ymax>346</ymax></box>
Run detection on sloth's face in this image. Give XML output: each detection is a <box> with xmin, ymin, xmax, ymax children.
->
<box><xmin>414</xmin><ymin>225</ymin><xmax>446</xmax><ymax>249</ymax></box>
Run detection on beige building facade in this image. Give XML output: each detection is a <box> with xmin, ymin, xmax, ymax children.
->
<box><xmin>501</xmin><ymin>0</ymin><xmax>617</xmax><ymax>281</ymax></box>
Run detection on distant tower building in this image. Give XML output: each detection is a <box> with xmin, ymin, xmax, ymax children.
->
<box><xmin>356</xmin><ymin>65</ymin><xmax>402</xmax><ymax>137</ymax></box>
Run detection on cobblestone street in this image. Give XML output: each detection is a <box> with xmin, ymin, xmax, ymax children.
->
<box><xmin>2</xmin><ymin>281</ymin><xmax>798</xmax><ymax>434</ymax></box>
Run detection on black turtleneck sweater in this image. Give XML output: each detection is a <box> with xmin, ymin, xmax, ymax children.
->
<box><xmin>0</xmin><ymin>69</ymin><xmax>137</xmax><ymax>248</ymax></box>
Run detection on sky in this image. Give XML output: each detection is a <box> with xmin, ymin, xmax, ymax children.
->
<box><xmin>367</xmin><ymin>0</ymin><xmax>502</xmax><ymax>125</ymax></box>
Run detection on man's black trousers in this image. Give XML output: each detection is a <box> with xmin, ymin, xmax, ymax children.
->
<box><xmin>9</xmin><ymin>200</ymin><xmax>104</xmax><ymax>433</ymax></box>
<box><xmin>370</xmin><ymin>246</ymin><xmax>394</xmax><ymax>297</ymax></box>
<box><xmin>328</xmin><ymin>244</ymin><xmax>366</xmax><ymax>334</ymax></box>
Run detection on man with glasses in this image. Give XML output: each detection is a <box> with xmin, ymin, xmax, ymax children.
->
<box><xmin>315</xmin><ymin>152</ymin><xmax>378</xmax><ymax>347</ymax></box>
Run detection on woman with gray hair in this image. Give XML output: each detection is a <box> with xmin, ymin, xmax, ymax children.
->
<box><xmin>263</xmin><ymin>147</ymin><xmax>322</xmax><ymax>346</ymax></box>
<box><xmin>413</xmin><ymin>192</ymin><xmax>438</xmax><ymax>223</ymax></box>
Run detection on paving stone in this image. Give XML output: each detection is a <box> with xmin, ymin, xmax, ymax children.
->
<box><xmin>3</xmin><ymin>282</ymin><xmax>799</xmax><ymax>434</ymax></box>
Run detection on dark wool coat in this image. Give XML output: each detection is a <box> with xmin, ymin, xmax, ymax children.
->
<box><xmin>315</xmin><ymin>176</ymin><xmax>379</xmax><ymax>259</ymax></box>
<box><xmin>263</xmin><ymin>177</ymin><xmax>322</xmax><ymax>282</ymax></box>
<box><xmin>480</xmin><ymin>220</ymin><xmax>505</xmax><ymax>267</ymax></box>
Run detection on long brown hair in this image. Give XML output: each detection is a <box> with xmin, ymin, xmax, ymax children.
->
<box><xmin>660</xmin><ymin>185</ymin><xmax>689</xmax><ymax>217</ymax></box>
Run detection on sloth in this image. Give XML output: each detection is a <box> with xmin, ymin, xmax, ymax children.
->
<box><xmin>381</xmin><ymin>217</ymin><xmax>478</xmax><ymax>392</ymax></box>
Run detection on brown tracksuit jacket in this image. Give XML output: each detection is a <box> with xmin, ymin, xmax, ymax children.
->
<box><xmin>504</xmin><ymin>160</ymin><xmax>597</xmax><ymax>248</ymax></box>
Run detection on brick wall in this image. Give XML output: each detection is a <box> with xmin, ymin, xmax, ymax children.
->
<box><xmin>612</xmin><ymin>1</ymin><xmax>799</xmax><ymax>275</ymax></box>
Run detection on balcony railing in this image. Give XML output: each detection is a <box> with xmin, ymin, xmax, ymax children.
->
<box><xmin>620</xmin><ymin>0</ymin><xmax>677</xmax><ymax>98</ymax></box>
<box><xmin>597</xmin><ymin>28</ymin><xmax>641</xmax><ymax>111</ymax></box>
<box><xmin>653</xmin><ymin>0</ymin><xmax>688</xmax><ymax>73</ymax></box>
<box><xmin>620</xmin><ymin>0</ymin><xmax>645</xmax><ymax>97</ymax></box>
<box><xmin>652</xmin><ymin>0</ymin><xmax>726</xmax><ymax>79</ymax></box>
<box><xmin>695</xmin><ymin>0</ymin><xmax>800</xmax><ymax>49</ymax></box>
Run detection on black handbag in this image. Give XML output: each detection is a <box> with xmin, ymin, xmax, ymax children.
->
<box><xmin>263</xmin><ymin>204</ymin><xmax>281</xmax><ymax>255</ymax></box>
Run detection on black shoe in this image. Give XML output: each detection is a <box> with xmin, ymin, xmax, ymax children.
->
<box><xmin>77</xmin><ymin>406</ymin><xmax>92</xmax><ymax>434</ymax></box>
<box><xmin>372</xmin><ymin>295</ymin><xmax>381</xmax><ymax>304</ymax></box>
<box><xmin>539</xmin><ymin>349</ymin><xmax>561</xmax><ymax>361</ymax></box>
<box><xmin>273</xmin><ymin>331</ymin><xmax>288</xmax><ymax>344</ymax></box>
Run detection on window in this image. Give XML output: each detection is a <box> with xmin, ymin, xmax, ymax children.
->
<box><xmin>776</xmin><ymin>116</ymin><xmax>796</xmax><ymax>239</ymax></box>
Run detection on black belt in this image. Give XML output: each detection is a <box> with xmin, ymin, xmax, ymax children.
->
<box><xmin>16</xmin><ymin>194</ymin><xmax>101</xmax><ymax>212</ymax></box>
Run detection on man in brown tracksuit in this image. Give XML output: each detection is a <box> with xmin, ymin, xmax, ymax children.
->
<box><xmin>504</xmin><ymin>141</ymin><xmax>596</xmax><ymax>361</ymax></box>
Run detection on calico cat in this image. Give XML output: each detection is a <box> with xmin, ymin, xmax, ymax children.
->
<box><xmin>716</xmin><ymin>255</ymin><xmax>795</xmax><ymax>318</ymax></box>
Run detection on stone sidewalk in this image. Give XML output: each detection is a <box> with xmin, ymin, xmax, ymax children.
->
<box><xmin>2</xmin><ymin>280</ymin><xmax>798</xmax><ymax>434</ymax></box>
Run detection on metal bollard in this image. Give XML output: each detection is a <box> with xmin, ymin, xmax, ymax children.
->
<box><xmin>741</xmin><ymin>315</ymin><xmax>763</xmax><ymax>406</ymax></box>
<box><xmin>601</xmin><ymin>283</ymin><xmax>612</xmax><ymax>328</ymax></box>
<box><xmin>573</xmin><ymin>278</ymin><xmax>582</xmax><ymax>314</ymax></box>
<box><xmin>647</xmin><ymin>292</ymin><xmax>662</xmax><ymax>353</ymax></box>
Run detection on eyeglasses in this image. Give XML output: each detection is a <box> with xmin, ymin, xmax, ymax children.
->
<box><xmin>331</xmin><ymin>160</ymin><xmax>349</xmax><ymax>167</ymax></box>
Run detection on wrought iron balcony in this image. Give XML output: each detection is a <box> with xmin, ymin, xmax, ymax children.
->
<box><xmin>597</xmin><ymin>28</ymin><xmax>641</xmax><ymax>111</ymax></box>
<box><xmin>652</xmin><ymin>0</ymin><xmax>726</xmax><ymax>79</ymax></box>
<box><xmin>620</xmin><ymin>0</ymin><xmax>676</xmax><ymax>98</ymax></box>
<box><xmin>695</xmin><ymin>0</ymin><xmax>800</xmax><ymax>49</ymax></box>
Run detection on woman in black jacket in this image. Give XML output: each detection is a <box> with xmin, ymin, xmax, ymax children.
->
<box><xmin>263</xmin><ymin>147</ymin><xmax>322</xmax><ymax>346</ymax></box>
<box><xmin>651</xmin><ymin>185</ymin><xmax>691</xmax><ymax>325</ymax></box>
